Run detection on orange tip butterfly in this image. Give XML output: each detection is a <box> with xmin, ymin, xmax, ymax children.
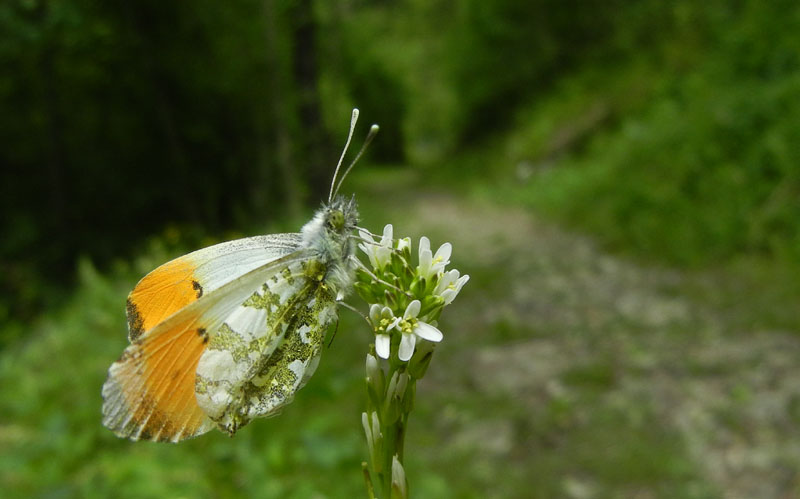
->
<box><xmin>102</xmin><ymin>109</ymin><xmax>378</xmax><ymax>442</ymax></box>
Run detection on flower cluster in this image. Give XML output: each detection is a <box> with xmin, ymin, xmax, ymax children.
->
<box><xmin>355</xmin><ymin>224</ymin><xmax>468</xmax><ymax>498</ymax></box>
<box><xmin>356</xmin><ymin>224</ymin><xmax>468</xmax><ymax>364</ymax></box>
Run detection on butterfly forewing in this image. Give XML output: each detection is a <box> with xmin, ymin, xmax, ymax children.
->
<box><xmin>196</xmin><ymin>257</ymin><xmax>338</xmax><ymax>435</ymax></box>
<box><xmin>126</xmin><ymin>234</ymin><xmax>302</xmax><ymax>341</ymax></box>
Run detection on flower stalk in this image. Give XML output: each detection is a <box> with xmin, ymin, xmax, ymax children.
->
<box><xmin>356</xmin><ymin>225</ymin><xmax>468</xmax><ymax>499</ymax></box>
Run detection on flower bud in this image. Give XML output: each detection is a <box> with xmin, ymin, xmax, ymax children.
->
<box><xmin>361</xmin><ymin>411</ymin><xmax>383</xmax><ymax>473</ymax></box>
<box><xmin>409</xmin><ymin>277</ymin><xmax>422</xmax><ymax>297</ymax></box>
<box><xmin>365</xmin><ymin>353</ymin><xmax>385</xmax><ymax>408</ymax></box>
<box><xmin>361</xmin><ymin>412</ymin><xmax>375</xmax><ymax>468</ymax></box>
<box><xmin>420</xmin><ymin>295</ymin><xmax>444</xmax><ymax>319</ymax></box>
<box><xmin>396</xmin><ymin>237</ymin><xmax>411</xmax><ymax>253</ymax></box>
<box><xmin>383</xmin><ymin>371</ymin><xmax>404</xmax><ymax>424</ymax></box>
<box><xmin>391</xmin><ymin>455</ymin><xmax>408</xmax><ymax>499</ymax></box>
<box><xmin>354</xmin><ymin>281</ymin><xmax>375</xmax><ymax>303</ymax></box>
<box><xmin>393</xmin><ymin>372</ymin><xmax>409</xmax><ymax>402</ymax></box>
<box><xmin>402</xmin><ymin>378</ymin><xmax>416</xmax><ymax>414</ymax></box>
<box><xmin>383</xmin><ymin>289</ymin><xmax>398</xmax><ymax>309</ymax></box>
<box><xmin>408</xmin><ymin>340</ymin><xmax>435</xmax><ymax>380</ymax></box>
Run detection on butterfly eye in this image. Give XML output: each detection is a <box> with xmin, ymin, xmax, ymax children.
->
<box><xmin>328</xmin><ymin>210</ymin><xmax>345</xmax><ymax>230</ymax></box>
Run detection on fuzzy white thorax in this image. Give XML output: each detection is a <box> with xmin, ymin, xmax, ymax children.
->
<box><xmin>300</xmin><ymin>196</ymin><xmax>359</xmax><ymax>298</ymax></box>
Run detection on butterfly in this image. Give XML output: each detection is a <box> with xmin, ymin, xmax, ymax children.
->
<box><xmin>102</xmin><ymin>109</ymin><xmax>378</xmax><ymax>442</ymax></box>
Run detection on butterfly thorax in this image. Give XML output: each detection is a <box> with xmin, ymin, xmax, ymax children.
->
<box><xmin>300</xmin><ymin>196</ymin><xmax>359</xmax><ymax>298</ymax></box>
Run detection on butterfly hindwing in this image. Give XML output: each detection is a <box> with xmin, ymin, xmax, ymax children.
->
<box><xmin>195</xmin><ymin>257</ymin><xmax>338</xmax><ymax>435</ymax></box>
<box><xmin>126</xmin><ymin>234</ymin><xmax>302</xmax><ymax>341</ymax></box>
<box><xmin>102</xmin><ymin>312</ymin><xmax>216</xmax><ymax>442</ymax></box>
<box><xmin>102</xmin><ymin>250</ymin><xmax>309</xmax><ymax>442</ymax></box>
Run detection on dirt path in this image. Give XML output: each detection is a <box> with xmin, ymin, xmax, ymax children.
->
<box><xmin>383</xmin><ymin>192</ymin><xmax>800</xmax><ymax>498</ymax></box>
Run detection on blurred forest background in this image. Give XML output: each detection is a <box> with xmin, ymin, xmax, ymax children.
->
<box><xmin>2</xmin><ymin>0</ymin><xmax>800</xmax><ymax>497</ymax></box>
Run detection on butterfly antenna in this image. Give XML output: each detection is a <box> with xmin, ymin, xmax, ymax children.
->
<box><xmin>332</xmin><ymin>123</ymin><xmax>380</xmax><ymax>198</ymax></box>
<box><xmin>328</xmin><ymin>108</ymin><xmax>360</xmax><ymax>203</ymax></box>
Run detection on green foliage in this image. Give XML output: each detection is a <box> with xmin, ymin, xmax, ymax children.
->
<box><xmin>444</xmin><ymin>0</ymin><xmax>619</xmax><ymax>142</ymax></box>
<box><xmin>497</xmin><ymin>1</ymin><xmax>800</xmax><ymax>265</ymax></box>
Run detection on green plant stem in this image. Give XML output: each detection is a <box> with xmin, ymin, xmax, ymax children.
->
<box><xmin>363</xmin><ymin>462</ymin><xmax>377</xmax><ymax>499</ymax></box>
<box><xmin>365</xmin><ymin>359</ymin><xmax>415</xmax><ymax>499</ymax></box>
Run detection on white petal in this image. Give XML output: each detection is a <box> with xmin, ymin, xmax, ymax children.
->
<box><xmin>418</xmin><ymin>236</ymin><xmax>430</xmax><ymax>256</ymax></box>
<box><xmin>398</xmin><ymin>332</ymin><xmax>416</xmax><ymax>361</ymax></box>
<box><xmin>381</xmin><ymin>224</ymin><xmax>393</xmax><ymax>245</ymax></box>
<box><xmin>361</xmin><ymin>228</ymin><xmax>375</xmax><ymax>242</ymax></box>
<box><xmin>440</xmin><ymin>289</ymin><xmax>456</xmax><ymax>305</ymax></box>
<box><xmin>404</xmin><ymin>300</ymin><xmax>421</xmax><ymax>319</ymax></box>
<box><xmin>365</xmin><ymin>250</ymin><xmax>379</xmax><ymax>269</ymax></box>
<box><xmin>375</xmin><ymin>246</ymin><xmax>392</xmax><ymax>267</ymax></box>
<box><xmin>386</xmin><ymin>317</ymin><xmax>401</xmax><ymax>331</ymax></box>
<box><xmin>434</xmin><ymin>242</ymin><xmax>452</xmax><ymax>264</ymax></box>
<box><xmin>435</xmin><ymin>269</ymin><xmax>459</xmax><ymax>295</ymax></box>
<box><xmin>369</xmin><ymin>304</ymin><xmax>382</xmax><ymax>323</ymax></box>
<box><xmin>397</xmin><ymin>237</ymin><xmax>411</xmax><ymax>251</ymax></box>
<box><xmin>441</xmin><ymin>273</ymin><xmax>470</xmax><ymax>304</ymax></box>
<box><xmin>455</xmin><ymin>274</ymin><xmax>470</xmax><ymax>293</ymax></box>
<box><xmin>375</xmin><ymin>334</ymin><xmax>391</xmax><ymax>359</ymax></box>
<box><xmin>418</xmin><ymin>249</ymin><xmax>432</xmax><ymax>275</ymax></box>
<box><xmin>414</xmin><ymin>321</ymin><xmax>443</xmax><ymax>342</ymax></box>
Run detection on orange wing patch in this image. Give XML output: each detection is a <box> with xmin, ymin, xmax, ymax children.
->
<box><xmin>102</xmin><ymin>316</ymin><xmax>214</xmax><ymax>442</ymax></box>
<box><xmin>127</xmin><ymin>257</ymin><xmax>204</xmax><ymax>341</ymax></box>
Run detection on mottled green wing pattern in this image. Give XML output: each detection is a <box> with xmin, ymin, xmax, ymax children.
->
<box><xmin>195</xmin><ymin>257</ymin><xmax>337</xmax><ymax>435</ymax></box>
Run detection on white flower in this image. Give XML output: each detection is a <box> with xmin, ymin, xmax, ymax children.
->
<box><xmin>435</xmin><ymin>269</ymin><xmax>470</xmax><ymax>305</ymax></box>
<box><xmin>396</xmin><ymin>236</ymin><xmax>411</xmax><ymax>252</ymax></box>
<box><xmin>369</xmin><ymin>304</ymin><xmax>395</xmax><ymax>359</ymax></box>
<box><xmin>417</xmin><ymin>236</ymin><xmax>452</xmax><ymax>280</ymax></box>
<box><xmin>359</xmin><ymin>224</ymin><xmax>394</xmax><ymax>270</ymax></box>
<box><xmin>388</xmin><ymin>300</ymin><xmax>443</xmax><ymax>361</ymax></box>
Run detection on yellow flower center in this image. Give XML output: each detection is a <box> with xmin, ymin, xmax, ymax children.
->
<box><xmin>376</xmin><ymin>317</ymin><xmax>393</xmax><ymax>333</ymax></box>
<box><xmin>400</xmin><ymin>318</ymin><xmax>417</xmax><ymax>334</ymax></box>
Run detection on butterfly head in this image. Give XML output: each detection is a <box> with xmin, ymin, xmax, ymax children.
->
<box><xmin>325</xmin><ymin>195</ymin><xmax>358</xmax><ymax>232</ymax></box>
<box><xmin>303</xmin><ymin>196</ymin><xmax>359</xmax><ymax>244</ymax></box>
